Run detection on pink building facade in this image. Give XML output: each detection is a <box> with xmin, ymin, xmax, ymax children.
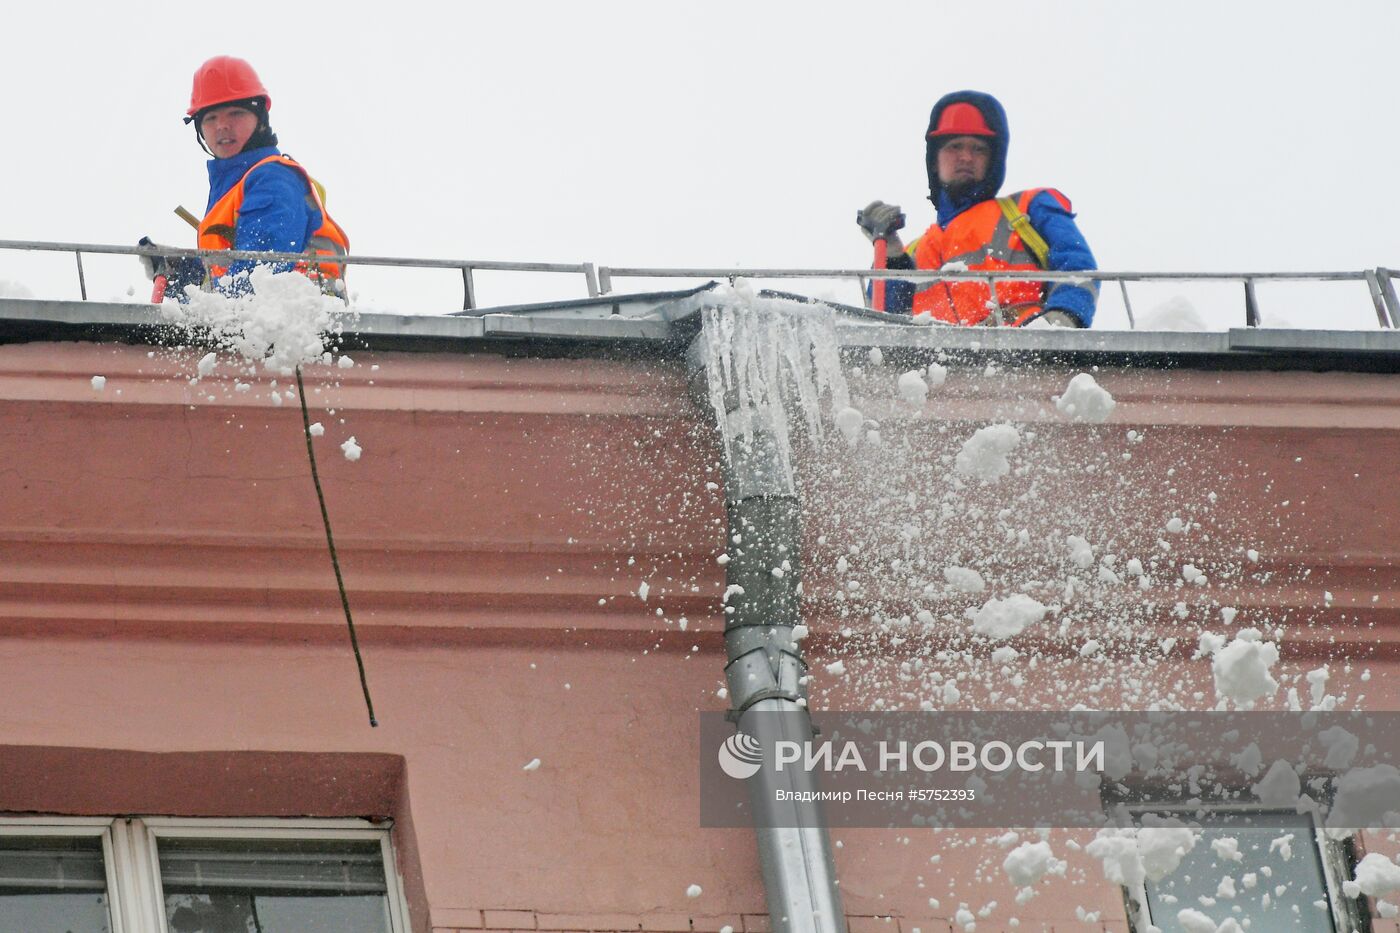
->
<box><xmin>1</xmin><ymin>296</ymin><xmax>1398</xmax><ymax>933</ymax></box>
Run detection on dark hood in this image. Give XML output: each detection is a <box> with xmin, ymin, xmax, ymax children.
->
<box><xmin>925</xmin><ymin>90</ymin><xmax>1009</xmax><ymax>206</ymax></box>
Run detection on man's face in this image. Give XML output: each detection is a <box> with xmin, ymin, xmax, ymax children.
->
<box><xmin>200</xmin><ymin>105</ymin><xmax>260</xmax><ymax>159</ymax></box>
<box><xmin>936</xmin><ymin>136</ymin><xmax>992</xmax><ymax>188</ymax></box>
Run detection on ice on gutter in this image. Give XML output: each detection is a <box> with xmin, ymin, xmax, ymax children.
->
<box><xmin>697</xmin><ymin>283</ymin><xmax>852</xmax><ymax>497</ymax></box>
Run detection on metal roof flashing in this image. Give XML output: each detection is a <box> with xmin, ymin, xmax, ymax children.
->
<box><xmin>1</xmin><ymin>292</ymin><xmax>1398</xmax><ymax>372</ymax></box>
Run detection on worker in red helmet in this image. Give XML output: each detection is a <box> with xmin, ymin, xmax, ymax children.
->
<box><xmin>141</xmin><ymin>56</ymin><xmax>349</xmax><ymax>298</ymax></box>
<box><xmin>857</xmin><ymin>90</ymin><xmax>1098</xmax><ymax>326</ymax></box>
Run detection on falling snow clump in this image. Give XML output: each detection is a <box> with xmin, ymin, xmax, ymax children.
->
<box><xmin>1003</xmin><ymin>841</ymin><xmax>1065</xmax><ymax>886</ymax></box>
<box><xmin>340</xmin><ymin>437</ymin><xmax>362</xmax><ymax>461</ymax></box>
<box><xmin>898</xmin><ymin>369</ymin><xmax>930</xmax><ymax>405</ymax></box>
<box><xmin>835</xmin><ymin>406</ymin><xmax>865</xmax><ymax>446</ymax></box>
<box><xmin>1327</xmin><ymin>764</ymin><xmax>1400</xmax><ymax>833</ymax></box>
<box><xmin>1353</xmin><ymin>852</ymin><xmax>1400</xmax><ymax>898</ymax></box>
<box><xmin>164</xmin><ymin>267</ymin><xmax>348</xmax><ymax>377</ymax></box>
<box><xmin>1175</xmin><ymin>909</ymin><xmax>1223</xmax><ymax>933</ymax></box>
<box><xmin>1207</xmin><ymin>628</ymin><xmax>1279</xmax><ymax>708</ymax></box>
<box><xmin>969</xmin><ymin>594</ymin><xmax>1048</xmax><ymax>640</ymax></box>
<box><xmin>943</xmin><ymin>566</ymin><xmax>987</xmax><ymax>593</ymax></box>
<box><xmin>1251</xmin><ymin>759</ymin><xmax>1301</xmax><ymax>807</ymax></box>
<box><xmin>1054</xmin><ymin>372</ymin><xmax>1116</xmax><ymax>423</ymax></box>
<box><xmin>954</xmin><ymin>423</ymin><xmax>1022</xmax><ymax>481</ymax></box>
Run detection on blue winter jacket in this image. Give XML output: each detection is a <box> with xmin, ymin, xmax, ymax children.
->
<box><xmin>885</xmin><ymin>90</ymin><xmax>1099</xmax><ymax>326</ymax></box>
<box><xmin>205</xmin><ymin>145</ymin><xmax>323</xmax><ymax>291</ymax></box>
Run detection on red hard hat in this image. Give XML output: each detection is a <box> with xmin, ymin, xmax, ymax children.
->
<box><xmin>187</xmin><ymin>56</ymin><xmax>271</xmax><ymax>117</ymax></box>
<box><xmin>928</xmin><ymin>102</ymin><xmax>995</xmax><ymax>138</ymax></box>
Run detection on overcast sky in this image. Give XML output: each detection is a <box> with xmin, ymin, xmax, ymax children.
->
<box><xmin>4</xmin><ymin>0</ymin><xmax>1396</xmax><ymax>328</ymax></box>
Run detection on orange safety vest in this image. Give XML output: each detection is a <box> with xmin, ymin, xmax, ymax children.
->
<box><xmin>197</xmin><ymin>154</ymin><xmax>350</xmax><ymax>289</ymax></box>
<box><xmin>909</xmin><ymin>188</ymin><xmax>1064</xmax><ymax>326</ymax></box>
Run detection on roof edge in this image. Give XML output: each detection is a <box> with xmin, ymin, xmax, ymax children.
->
<box><xmin>2</xmin><ymin>295</ymin><xmax>1397</xmax><ymax>372</ymax></box>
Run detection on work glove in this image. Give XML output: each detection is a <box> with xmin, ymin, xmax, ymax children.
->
<box><xmin>857</xmin><ymin>201</ymin><xmax>906</xmax><ymax>242</ymax></box>
<box><xmin>138</xmin><ymin>237</ymin><xmax>203</xmax><ymax>294</ymax></box>
<box><xmin>1038</xmin><ymin>310</ymin><xmax>1083</xmax><ymax>328</ymax></box>
<box><xmin>137</xmin><ymin>237</ymin><xmax>176</xmax><ymax>280</ymax></box>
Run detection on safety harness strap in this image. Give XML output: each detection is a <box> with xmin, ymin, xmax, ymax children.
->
<box><xmin>996</xmin><ymin>196</ymin><xmax>1050</xmax><ymax>269</ymax></box>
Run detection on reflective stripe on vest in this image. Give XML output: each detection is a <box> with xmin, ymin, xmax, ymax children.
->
<box><xmin>198</xmin><ymin>155</ymin><xmax>350</xmax><ymax>288</ymax></box>
<box><xmin>910</xmin><ymin>188</ymin><xmax>1054</xmax><ymax>326</ymax></box>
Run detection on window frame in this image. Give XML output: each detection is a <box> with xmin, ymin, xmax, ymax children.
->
<box><xmin>0</xmin><ymin>816</ymin><xmax>411</xmax><ymax>933</ymax></box>
<box><xmin>1114</xmin><ymin>802</ymin><xmax>1371</xmax><ymax>933</ymax></box>
<box><xmin>0</xmin><ymin>817</ymin><xmax>127</xmax><ymax>933</ymax></box>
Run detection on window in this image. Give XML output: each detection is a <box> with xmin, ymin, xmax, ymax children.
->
<box><xmin>0</xmin><ymin>818</ymin><xmax>410</xmax><ymax>933</ymax></box>
<box><xmin>0</xmin><ymin>832</ymin><xmax>114</xmax><ymax>933</ymax></box>
<box><xmin>1121</xmin><ymin>807</ymin><xmax>1369</xmax><ymax>933</ymax></box>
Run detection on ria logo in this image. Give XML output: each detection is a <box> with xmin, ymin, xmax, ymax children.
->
<box><xmin>718</xmin><ymin>732</ymin><xmax>763</xmax><ymax>779</ymax></box>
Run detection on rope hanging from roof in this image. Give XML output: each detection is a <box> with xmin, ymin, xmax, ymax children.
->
<box><xmin>294</xmin><ymin>364</ymin><xmax>378</xmax><ymax>727</ymax></box>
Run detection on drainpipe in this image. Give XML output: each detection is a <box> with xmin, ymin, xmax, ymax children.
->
<box><xmin>688</xmin><ymin>338</ymin><xmax>848</xmax><ymax>933</ymax></box>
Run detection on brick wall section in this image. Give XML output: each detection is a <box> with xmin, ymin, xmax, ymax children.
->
<box><xmin>432</xmin><ymin>913</ymin><xmax>975</xmax><ymax>933</ymax></box>
<box><xmin>428</xmin><ymin>914</ymin><xmax>1147</xmax><ymax>933</ymax></box>
<box><xmin>429</xmin><ymin>906</ymin><xmax>483</xmax><ymax>927</ymax></box>
<box><xmin>895</xmin><ymin>920</ymin><xmax>954</xmax><ymax>933</ymax></box>
<box><xmin>532</xmin><ymin>913</ymin><xmax>640</xmax><ymax>930</ymax></box>
<box><xmin>690</xmin><ymin>917</ymin><xmax>746</xmax><ymax>933</ymax></box>
<box><xmin>640</xmin><ymin>914</ymin><xmax>710</xmax><ymax>931</ymax></box>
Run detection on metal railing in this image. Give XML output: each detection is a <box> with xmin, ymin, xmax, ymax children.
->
<box><xmin>598</xmin><ymin>266</ymin><xmax>1400</xmax><ymax>330</ymax></box>
<box><xmin>0</xmin><ymin>239</ymin><xmax>599</xmax><ymax>312</ymax></box>
<box><xmin>0</xmin><ymin>239</ymin><xmax>1395</xmax><ymax>328</ymax></box>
